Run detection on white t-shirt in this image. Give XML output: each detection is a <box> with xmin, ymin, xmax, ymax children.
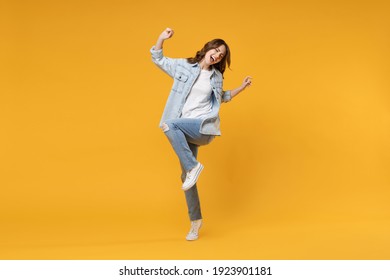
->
<box><xmin>181</xmin><ymin>69</ymin><xmax>213</xmax><ymax>119</ymax></box>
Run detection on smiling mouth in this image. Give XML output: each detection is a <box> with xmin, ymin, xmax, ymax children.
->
<box><xmin>210</xmin><ymin>55</ymin><xmax>215</xmax><ymax>62</ymax></box>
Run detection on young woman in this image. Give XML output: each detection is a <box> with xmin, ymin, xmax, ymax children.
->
<box><xmin>151</xmin><ymin>28</ymin><xmax>252</xmax><ymax>241</ymax></box>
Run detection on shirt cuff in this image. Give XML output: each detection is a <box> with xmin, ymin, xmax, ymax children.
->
<box><xmin>223</xmin><ymin>90</ymin><xmax>232</xmax><ymax>102</ymax></box>
<box><xmin>150</xmin><ymin>46</ymin><xmax>163</xmax><ymax>60</ymax></box>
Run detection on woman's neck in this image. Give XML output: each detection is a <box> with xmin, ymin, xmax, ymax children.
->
<box><xmin>199</xmin><ymin>59</ymin><xmax>211</xmax><ymax>70</ymax></box>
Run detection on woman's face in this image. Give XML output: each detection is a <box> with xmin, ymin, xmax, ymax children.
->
<box><xmin>204</xmin><ymin>44</ymin><xmax>227</xmax><ymax>66</ymax></box>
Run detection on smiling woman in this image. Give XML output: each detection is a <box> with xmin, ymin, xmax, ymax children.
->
<box><xmin>151</xmin><ymin>27</ymin><xmax>252</xmax><ymax>241</ymax></box>
<box><xmin>187</xmin><ymin>39</ymin><xmax>230</xmax><ymax>74</ymax></box>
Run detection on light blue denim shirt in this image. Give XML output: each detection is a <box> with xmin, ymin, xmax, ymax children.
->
<box><xmin>150</xmin><ymin>46</ymin><xmax>232</xmax><ymax>136</ymax></box>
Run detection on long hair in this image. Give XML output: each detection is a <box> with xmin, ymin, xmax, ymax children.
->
<box><xmin>187</xmin><ymin>39</ymin><xmax>231</xmax><ymax>75</ymax></box>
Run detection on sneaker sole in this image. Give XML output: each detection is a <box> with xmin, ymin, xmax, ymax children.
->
<box><xmin>182</xmin><ymin>164</ymin><xmax>203</xmax><ymax>191</ymax></box>
<box><xmin>186</xmin><ymin>235</ymin><xmax>199</xmax><ymax>241</ymax></box>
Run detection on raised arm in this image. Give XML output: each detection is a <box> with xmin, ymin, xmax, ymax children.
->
<box><xmin>155</xmin><ymin>28</ymin><xmax>174</xmax><ymax>50</ymax></box>
<box><xmin>151</xmin><ymin>28</ymin><xmax>178</xmax><ymax>77</ymax></box>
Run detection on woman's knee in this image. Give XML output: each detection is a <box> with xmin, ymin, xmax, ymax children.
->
<box><xmin>161</xmin><ymin>122</ymin><xmax>170</xmax><ymax>132</ymax></box>
<box><xmin>161</xmin><ymin>119</ymin><xmax>177</xmax><ymax>133</ymax></box>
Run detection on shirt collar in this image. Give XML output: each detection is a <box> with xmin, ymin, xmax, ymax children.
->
<box><xmin>192</xmin><ymin>63</ymin><xmax>218</xmax><ymax>74</ymax></box>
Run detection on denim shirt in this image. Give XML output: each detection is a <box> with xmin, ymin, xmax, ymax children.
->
<box><xmin>150</xmin><ymin>46</ymin><xmax>232</xmax><ymax>136</ymax></box>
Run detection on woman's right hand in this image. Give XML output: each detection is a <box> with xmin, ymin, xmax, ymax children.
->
<box><xmin>159</xmin><ymin>28</ymin><xmax>174</xmax><ymax>41</ymax></box>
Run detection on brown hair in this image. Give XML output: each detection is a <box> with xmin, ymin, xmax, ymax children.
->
<box><xmin>187</xmin><ymin>39</ymin><xmax>231</xmax><ymax>75</ymax></box>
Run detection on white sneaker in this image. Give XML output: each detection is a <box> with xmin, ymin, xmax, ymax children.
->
<box><xmin>186</xmin><ymin>219</ymin><xmax>202</xmax><ymax>241</ymax></box>
<box><xmin>182</xmin><ymin>162</ymin><xmax>203</xmax><ymax>191</ymax></box>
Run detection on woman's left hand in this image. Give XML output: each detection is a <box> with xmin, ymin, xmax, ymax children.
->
<box><xmin>230</xmin><ymin>76</ymin><xmax>253</xmax><ymax>99</ymax></box>
<box><xmin>242</xmin><ymin>76</ymin><xmax>252</xmax><ymax>90</ymax></box>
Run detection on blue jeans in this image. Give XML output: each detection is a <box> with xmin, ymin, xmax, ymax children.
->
<box><xmin>163</xmin><ymin>118</ymin><xmax>215</xmax><ymax>221</ymax></box>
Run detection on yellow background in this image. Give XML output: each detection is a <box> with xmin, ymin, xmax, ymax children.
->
<box><xmin>1</xmin><ymin>0</ymin><xmax>389</xmax><ymax>259</ymax></box>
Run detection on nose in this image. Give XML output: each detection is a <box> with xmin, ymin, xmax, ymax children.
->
<box><xmin>213</xmin><ymin>52</ymin><xmax>223</xmax><ymax>61</ymax></box>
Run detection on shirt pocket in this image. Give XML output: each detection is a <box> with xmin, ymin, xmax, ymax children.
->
<box><xmin>211</xmin><ymin>79</ymin><xmax>223</xmax><ymax>94</ymax></box>
<box><xmin>174</xmin><ymin>72</ymin><xmax>189</xmax><ymax>83</ymax></box>
<box><xmin>173</xmin><ymin>72</ymin><xmax>189</xmax><ymax>95</ymax></box>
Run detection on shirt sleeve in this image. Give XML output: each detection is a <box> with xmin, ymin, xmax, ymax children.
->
<box><xmin>222</xmin><ymin>90</ymin><xmax>232</xmax><ymax>103</ymax></box>
<box><xmin>150</xmin><ymin>46</ymin><xmax>178</xmax><ymax>78</ymax></box>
